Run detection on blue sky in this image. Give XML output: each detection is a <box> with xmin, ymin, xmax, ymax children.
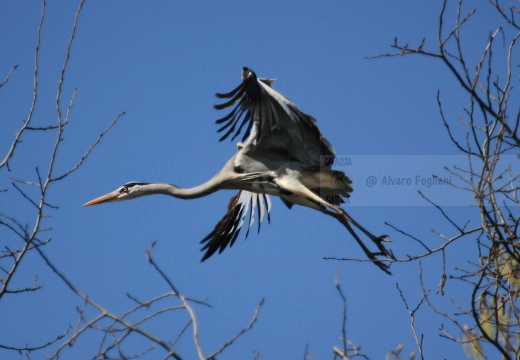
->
<box><xmin>0</xmin><ymin>1</ymin><xmax>508</xmax><ymax>359</ymax></box>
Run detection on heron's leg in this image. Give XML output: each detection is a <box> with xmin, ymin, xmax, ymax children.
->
<box><xmin>276</xmin><ymin>178</ymin><xmax>393</xmax><ymax>272</ymax></box>
<box><xmin>296</xmin><ymin>187</ymin><xmax>394</xmax><ymax>258</ymax></box>
<box><xmin>329</xmin><ymin>211</ymin><xmax>392</xmax><ymax>275</ymax></box>
<box><xmin>336</xmin><ymin>209</ymin><xmax>395</xmax><ymax>260</ymax></box>
<box><xmin>322</xmin><ymin>202</ymin><xmax>395</xmax><ymax>260</ymax></box>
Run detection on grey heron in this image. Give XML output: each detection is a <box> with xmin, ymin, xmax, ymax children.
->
<box><xmin>84</xmin><ymin>68</ymin><xmax>394</xmax><ymax>274</ymax></box>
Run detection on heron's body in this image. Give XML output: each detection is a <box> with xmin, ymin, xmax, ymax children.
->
<box><xmin>84</xmin><ymin>68</ymin><xmax>393</xmax><ymax>273</ymax></box>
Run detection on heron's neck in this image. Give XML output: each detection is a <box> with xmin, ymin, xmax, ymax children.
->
<box><xmin>140</xmin><ymin>181</ymin><xmax>223</xmax><ymax>200</ymax></box>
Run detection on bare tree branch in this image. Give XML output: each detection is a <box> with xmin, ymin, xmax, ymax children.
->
<box><xmin>0</xmin><ymin>64</ymin><xmax>18</xmax><ymax>90</ymax></box>
<box><xmin>0</xmin><ymin>0</ymin><xmax>46</xmax><ymax>169</ymax></box>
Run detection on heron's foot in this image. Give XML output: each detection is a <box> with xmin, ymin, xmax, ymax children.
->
<box><xmin>374</xmin><ymin>234</ymin><xmax>392</xmax><ymax>242</ymax></box>
<box><xmin>370</xmin><ymin>235</ymin><xmax>396</xmax><ymax>260</ymax></box>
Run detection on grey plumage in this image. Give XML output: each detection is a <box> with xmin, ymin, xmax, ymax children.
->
<box><xmin>84</xmin><ymin>67</ymin><xmax>394</xmax><ymax>273</ymax></box>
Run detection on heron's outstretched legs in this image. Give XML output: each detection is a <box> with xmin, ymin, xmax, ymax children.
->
<box><xmin>339</xmin><ymin>210</ymin><xmax>394</xmax><ymax>259</ymax></box>
<box><xmin>327</xmin><ymin>210</ymin><xmax>392</xmax><ymax>274</ymax></box>
<box><xmin>278</xmin><ymin>179</ymin><xmax>394</xmax><ymax>273</ymax></box>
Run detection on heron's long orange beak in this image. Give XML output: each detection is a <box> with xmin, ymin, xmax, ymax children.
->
<box><xmin>83</xmin><ymin>190</ymin><xmax>120</xmax><ymax>206</ymax></box>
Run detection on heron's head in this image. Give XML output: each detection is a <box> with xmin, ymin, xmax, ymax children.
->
<box><xmin>83</xmin><ymin>181</ymin><xmax>148</xmax><ymax>206</ymax></box>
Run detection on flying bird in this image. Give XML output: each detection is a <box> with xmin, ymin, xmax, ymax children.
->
<box><xmin>84</xmin><ymin>67</ymin><xmax>394</xmax><ymax>273</ymax></box>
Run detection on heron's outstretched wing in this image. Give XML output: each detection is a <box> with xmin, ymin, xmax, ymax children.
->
<box><xmin>214</xmin><ymin>67</ymin><xmax>335</xmax><ymax>167</ymax></box>
<box><xmin>200</xmin><ymin>190</ymin><xmax>272</xmax><ymax>261</ymax></box>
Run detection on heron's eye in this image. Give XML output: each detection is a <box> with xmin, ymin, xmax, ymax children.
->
<box><xmin>121</xmin><ymin>187</ymin><xmax>128</xmax><ymax>193</ymax></box>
